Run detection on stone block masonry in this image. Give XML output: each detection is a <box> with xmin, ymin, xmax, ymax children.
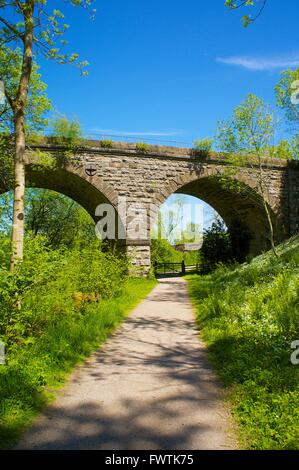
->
<box><xmin>12</xmin><ymin>141</ymin><xmax>299</xmax><ymax>275</ymax></box>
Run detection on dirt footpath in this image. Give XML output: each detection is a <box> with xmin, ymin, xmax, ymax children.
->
<box><xmin>17</xmin><ymin>277</ymin><xmax>236</xmax><ymax>450</ymax></box>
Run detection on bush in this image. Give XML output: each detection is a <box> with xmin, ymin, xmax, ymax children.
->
<box><xmin>192</xmin><ymin>138</ymin><xmax>213</xmax><ymax>158</ymax></box>
<box><xmin>0</xmin><ymin>235</ymin><xmax>156</xmax><ymax>448</ymax></box>
<box><xmin>50</xmin><ymin>116</ymin><xmax>82</xmax><ymax>147</ymax></box>
<box><xmin>0</xmin><ymin>236</ymin><xmax>129</xmax><ymax>351</ymax></box>
<box><xmin>136</xmin><ymin>142</ymin><xmax>150</xmax><ymax>153</ymax></box>
<box><xmin>151</xmin><ymin>238</ymin><xmax>182</xmax><ymax>265</ymax></box>
<box><xmin>200</xmin><ymin>219</ymin><xmax>233</xmax><ymax>273</ymax></box>
<box><xmin>0</xmin><ymin>236</ymin><xmax>10</xmax><ymax>269</ymax></box>
<box><xmin>151</xmin><ymin>238</ymin><xmax>199</xmax><ymax>268</ymax></box>
<box><xmin>99</xmin><ymin>139</ymin><xmax>113</xmax><ymax>149</ymax></box>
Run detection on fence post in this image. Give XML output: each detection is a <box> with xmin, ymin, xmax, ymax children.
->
<box><xmin>181</xmin><ymin>260</ymin><xmax>186</xmax><ymax>275</ymax></box>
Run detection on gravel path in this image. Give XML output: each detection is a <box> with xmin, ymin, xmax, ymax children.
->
<box><xmin>17</xmin><ymin>277</ymin><xmax>236</xmax><ymax>450</ymax></box>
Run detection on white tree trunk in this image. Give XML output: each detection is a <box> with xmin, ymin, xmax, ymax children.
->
<box><xmin>9</xmin><ymin>1</ymin><xmax>34</xmax><ymax>271</ymax></box>
<box><xmin>10</xmin><ymin>115</ymin><xmax>26</xmax><ymax>271</ymax></box>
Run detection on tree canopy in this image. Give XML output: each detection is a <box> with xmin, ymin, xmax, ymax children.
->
<box><xmin>0</xmin><ymin>46</ymin><xmax>51</xmax><ymax>134</ymax></box>
<box><xmin>0</xmin><ymin>189</ymin><xmax>95</xmax><ymax>248</ymax></box>
<box><xmin>276</xmin><ymin>68</ymin><xmax>299</xmax><ymax>130</ymax></box>
<box><xmin>0</xmin><ymin>0</ymin><xmax>94</xmax><ymax>270</ymax></box>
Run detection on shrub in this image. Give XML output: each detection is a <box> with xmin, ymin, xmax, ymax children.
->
<box><xmin>0</xmin><ymin>236</ymin><xmax>129</xmax><ymax>351</ymax></box>
<box><xmin>151</xmin><ymin>239</ymin><xmax>182</xmax><ymax>265</ymax></box>
<box><xmin>50</xmin><ymin>116</ymin><xmax>82</xmax><ymax>148</ymax></box>
<box><xmin>192</xmin><ymin>138</ymin><xmax>213</xmax><ymax>159</ymax></box>
<box><xmin>151</xmin><ymin>238</ymin><xmax>199</xmax><ymax>267</ymax></box>
<box><xmin>0</xmin><ymin>236</ymin><xmax>10</xmax><ymax>269</ymax></box>
<box><xmin>136</xmin><ymin>142</ymin><xmax>150</xmax><ymax>153</ymax></box>
<box><xmin>99</xmin><ymin>139</ymin><xmax>113</xmax><ymax>149</ymax></box>
<box><xmin>200</xmin><ymin>219</ymin><xmax>233</xmax><ymax>273</ymax></box>
<box><xmin>0</xmin><ymin>233</ymin><xmax>154</xmax><ymax>448</ymax></box>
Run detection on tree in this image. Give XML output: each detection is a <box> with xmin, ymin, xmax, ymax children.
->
<box><xmin>200</xmin><ymin>219</ymin><xmax>233</xmax><ymax>273</ymax></box>
<box><xmin>0</xmin><ymin>47</ymin><xmax>51</xmax><ymax>135</ymax></box>
<box><xmin>0</xmin><ymin>189</ymin><xmax>95</xmax><ymax>247</ymax></box>
<box><xmin>225</xmin><ymin>0</ymin><xmax>268</xmax><ymax>26</ymax></box>
<box><xmin>192</xmin><ymin>138</ymin><xmax>213</xmax><ymax>158</ymax></box>
<box><xmin>151</xmin><ymin>238</ymin><xmax>181</xmax><ymax>265</ymax></box>
<box><xmin>174</xmin><ymin>222</ymin><xmax>203</xmax><ymax>245</ymax></box>
<box><xmin>50</xmin><ymin>115</ymin><xmax>82</xmax><ymax>146</ymax></box>
<box><xmin>217</xmin><ymin>93</ymin><xmax>278</xmax><ymax>256</ymax></box>
<box><xmin>275</xmin><ymin>68</ymin><xmax>299</xmax><ymax>130</ymax></box>
<box><xmin>152</xmin><ymin>195</ymin><xmax>186</xmax><ymax>244</ymax></box>
<box><xmin>0</xmin><ymin>1</ymin><xmax>93</xmax><ymax>271</ymax></box>
<box><xmin>0</xmin><ymin>46</ymin><xmax>52</xmax><ymax>191</ymax></box>
<box><xmin>26</xmin><ymin>190</ymin><xmax>95</xmax><ymax>248</ymax></box>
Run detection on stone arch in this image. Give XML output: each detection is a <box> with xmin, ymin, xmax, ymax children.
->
<box><xmin>153</xmin><ymin>167</ymin><xmax>284</xmax><ymax>259</ymax></box>
<box><xmin>24</xmin><ymin>163</ymin><xmax>120</xmax><ymax>222</ymax></box>
<box><xmin>0</xmin><ymin>163</ymin><xmax>125</xmax><ymax>242</ymax></box>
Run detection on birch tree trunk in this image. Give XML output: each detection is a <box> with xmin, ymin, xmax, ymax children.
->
<box><xmin>10</xmin><ymin>118</ymin><xmax>25</xmax><ymax>271</ymax></box>
<box><xmin>10</xmin><ymin>113</ymin><xmax>26</xmax><ymax>270</ymax></box>
<box><xmin>9</xmin><ymin>0</ymin><xmax>34</xmax><ymax>271</ymax></box>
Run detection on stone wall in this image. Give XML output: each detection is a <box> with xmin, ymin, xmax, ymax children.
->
<box><xmin>22</xmin><ymin>143</ymin><xmax>299</xmax><ymax>275</ymax></box>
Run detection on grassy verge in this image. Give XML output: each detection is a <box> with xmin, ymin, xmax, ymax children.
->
<box><xmin>0</xmin><ymin>277</ymin><xmax>156</xmax><ymax>449</ymax></box>
<box><xmin>186</xmin><ymin>237</ymin><xmax>299</xmax><ymax>449</ymax></box>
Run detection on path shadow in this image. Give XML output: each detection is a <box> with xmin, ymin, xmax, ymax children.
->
<box><xmin>16</xmin><ymin>279</ymin><xmax>233</xmax><ymax>450</ymax></box>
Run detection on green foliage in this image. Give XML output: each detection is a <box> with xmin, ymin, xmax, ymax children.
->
<box><xmin>187</xmin><ymin>236</ymin><xmax>299</xmax><ymax>449</ymax></box>
<box><xmin>0</xmin><ymin>137</ymin><xmax>14</xmax><ymax>191</ymax></box>
<box><xmin>290</xmin><ymin>135</ymin><xmax>299</xmax><ymax>159</ymax></box>
<box><xmin>200</xmin><ymin>219</ymin><xmax>233</xmax><ymax>273</ymax></box>
<box><xmin>136</xmin><ymin>142</ymin><xmax>150</xmax><ymax>153</ymax></box>
<box><xmin>151</xmin><ymin>238</ymin><xmax>183</xmax><ymax>264</ymax></box>
<box><xmin>272</xmin><ymin>140</ymin><xmax>293</xmax><ymax>160</ymax></box>
<box><xmin>275</xmin><ymin>68</ymin><xmax>299</xmax><ymax>128</ymax></box>
<box><xmin>0</xmin><ymin>235</ymin><xmax>10</xmax><ymax>269</ymax></box>
<box><xmin>192</xmin><ymin>138</ymin><xmax>213</xmax><ymax>158</ymax></box>
<box><xmin>26</xmin><ymin>190</ymin><xmax>95</xmax><ymax>248</ymax></box>
<box><xmin>152</xmin><ymin>195</ymin><xmax>203</xmax><ymax>247</ymax></box>
<box><xmin>216</xmin><ymin>93</ymin><xmax>279</xmax><ymax>256</ymax></box>
<box><xmin>0</xmin><ymin>47</ymin><xmax>52</xmax><ymax>186</ymax></box>
<box><xmin>217</xmin><ymin>93</ymin><xmax>275</xmax><ymax>160</ymax></box>
<box><xmin>0</xmin><ymin>2</ymin><xmax>93</xmax><ymax>76</ymax></box>
<box><xmin>267</xmin><ymin>138</ymin><xmax>299</xmax><ymax>161</ymax></box>
<box><xmin>99</xmin><ymin>139</ymin><xmax>113</xmax><ymax>149</ymax></box>
<box><xmin>225</xmin><ymin>0</ymin><xmax>267</xmax><ymax>27</ymax></box>
<box><xmin>151</xmin><ymin>238</ymin><xmax>199</xmax><ymax>265</ymax></box>
<box><xmin>0</xmin><ymin>190</ymin><xmax>95</xmax><ymax>248</ymax></box>
<box><xmin>50</xmin><ymin>116</ymin><xmax>82</xmax><ymax>147</ymax></box>
<box><xmin>0</xmin><ymin>47</ymin><xmax>52</xmax><ymax>135</ymax></box>
<box><xmin>75</xmin><ymin>246</ymin><xmax>129</xmax><ymax>298</ymax></box>
<box><xmin>0</xmin><ymin>235</ymin><xmax>156</xmax><ymax>448</ymax></box>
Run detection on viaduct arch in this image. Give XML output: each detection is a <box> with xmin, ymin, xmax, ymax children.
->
<box><xmin>1</xmin><ymin>141</ymin><xmax>298</xmax><ymax>274</ymax></box>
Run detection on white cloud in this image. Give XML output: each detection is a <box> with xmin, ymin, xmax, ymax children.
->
<box><xmin>88</xmin><ymin>128</ymin><xmax>182</xmax><ymax>137</ymax></box>
<box><xmin>217</xmin><ymin>55</ymin><xmax>299</xmax><ymax>71</ymax></box>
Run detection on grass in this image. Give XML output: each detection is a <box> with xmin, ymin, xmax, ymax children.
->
<box><xmin>0</xmin><ymin>277</ymin><xmax>156</xmax><ymax>449</ymax></box>
<box><xmin>186</xmin><ymin>236</ymin><xmax>299</xmax><ymax>449</ymax></box>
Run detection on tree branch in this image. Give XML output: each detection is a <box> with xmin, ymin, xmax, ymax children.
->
<box><xmin>0</xmin><ymin>15</ymin><xmax>24</xmax><ymax>40</ymax></box>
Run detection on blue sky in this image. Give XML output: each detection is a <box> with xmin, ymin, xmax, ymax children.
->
<box><xmin>39</xmin><ymin>0</ymin><xmax>299</xmax><ymax>147</ymax></box>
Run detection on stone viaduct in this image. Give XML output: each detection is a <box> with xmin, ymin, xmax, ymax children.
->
<box><xmin>2</xmin><ymin>140</ymin><xmax>299</xmax><ymax>274</ymax></box>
